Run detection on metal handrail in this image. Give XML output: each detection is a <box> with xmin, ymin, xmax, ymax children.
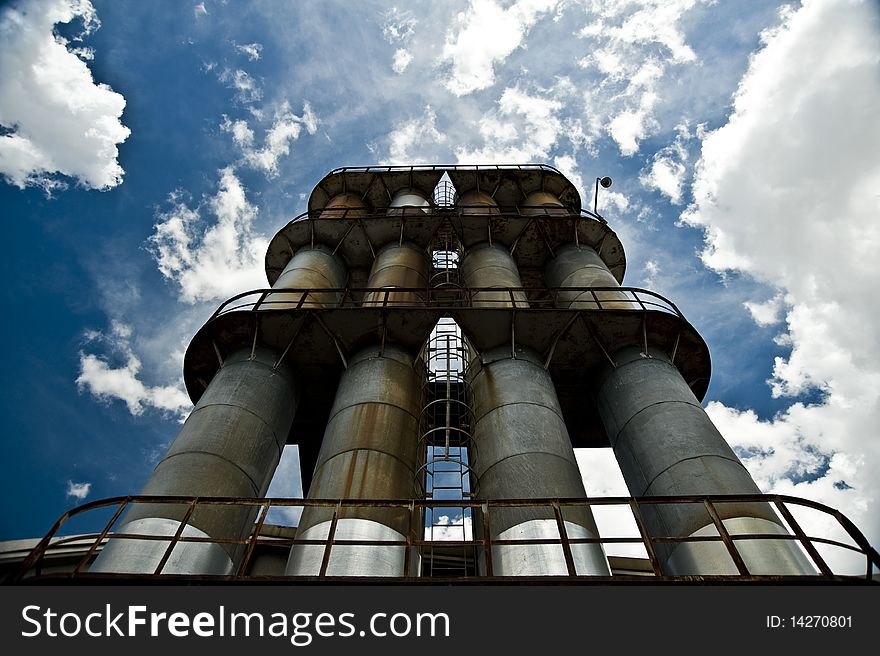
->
<box><xmin>325</xmin><ymin>163</ymin><xmax>565</xmax><ymax>177</ymax></box>
<box><xmin>281</xmin><ymin>204</ymin><xmax>607</xmax><ymax>223</ymax></box>
<box><xmin>209</xmin><ymin>286</ymin><xmax>684</xmax><ymax>321</ymax></box>
<box><xmin>9</xmin><ymin>494</ymin><xmax>879</xmax><ymax>583</ymax></box>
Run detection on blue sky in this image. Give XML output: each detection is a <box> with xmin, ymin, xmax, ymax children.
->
<box><xmin>1</xmin><ymin>0</ymin><xmax>878</xmax><ymax>571</ymax></box>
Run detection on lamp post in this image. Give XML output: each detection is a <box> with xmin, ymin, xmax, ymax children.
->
<box><xmin>593</xmin><ymin>176</ymin><xmax>613</xmax><ymax>216</ymax></box>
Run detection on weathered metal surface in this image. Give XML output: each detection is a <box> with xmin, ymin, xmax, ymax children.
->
<box><xmin>492</xmin><ymin>520</ymin><xmax>608</xmax><ymax>576</ymax></box>
<box><xmin>287</xmin><ymin>519</ymin><xmax>408</xmax><ymax>577</ymax></box>
<box><xmin>546</xmin><ymin>243</ymin><xmax>632</xmax><ymax>308</ymax></box>
<box><xmin>287</xmin><ymin>345</ymin><xmax>421</xmax><ymax>576</ymax></box>
<box><xmin>14</xmin><ymin>493</ymin><xmax>879</xmax><ymax>583</ymax></box>
<box><xmin>461</xmin><ymin>243</ymin><xmax>529</xmax><ymax>308</ymax></box>
<box><xmin>362</xmin><ymin>241</ymin><xmax>429</xmax><ymax>307</ymax></box>
<box><xmin>470</xmin><ymin>346</ymin><xmax>610</xmax><ymax>575</ymax></box>
<box><xmin>595</xmin><ymin>345</ymin><xmax>814</xmax><ymax>574</ymax></box>
<box><xmin>665</xmin><ymin>517</ymin><xmax>816</xmax><ymax>575</ymax></box>
<box><xmin>90</xmin><ymin>518</ymin><xmax>234</xmax><ymax>575</ymax></box>
<box><xmin>92</xmin><ymin>346</ymin><xmax>297</xmax><ymax>573</ymax></box>
<box><xmin>264</xmin><ymin>245</ymin><xmax>347</xmax><ymax>309</ymax></box>
<box><xmin>264</xmin><ymin>211</ymin><xmax>625</xmax><ymax>287</ymax></box>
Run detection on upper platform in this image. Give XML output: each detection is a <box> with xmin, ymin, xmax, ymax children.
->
<box><xmin>265</xmin><ymin>164</ymin><xmax>623</xmax><ymax>289</ymax></box>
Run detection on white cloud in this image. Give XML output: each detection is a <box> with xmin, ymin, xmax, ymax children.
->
<box><xmin>743</xmin><ymin>293</ymin><xmax>784</xmax><ymax>327</ymax></box>
<box><xmin>455</xmin><ymin>84</ymin><xmax>563</xmax><ymax>162</ymax></box>
<box><xmin>149</xmin><ymin>167</ymin><xmax>268</xmax><ymax>303</ymax></box>
<box><xmin>681</xmin><ymin>0</ymin><xmax>880</xmax><ymax>554</ymax></box>
<box><xmin>76</xmin><ymin>321</ymin><xmax>192</xmax><ymax>419</ymax></box>
<box><xmin>392</xmin><ymin>48</ymin><xmax>413</xmax><ymax>74</ymax></box>
<box><xmin>640</xmin><ymin>123</ymin><xmax>692</xmax><ymax>203</ymax></box>
<box><xmin>578</xmin><ymin>1</ymin><xmax>701</xmax><ymax>155</ymax></box>
<box><xmin>382</xmin><ymin>105</ymin><xmax>448</xmax><ymax>164</ymax></box>
<box><xmin>441</xmin><ymin>0</ymin><xmax>558</xmax><ymax>96</ymax></box>
<box><xmin>220</xmin><ymin>68</ymin><xmax>262</xmax><ymax>105</ymax></box>
<box><xmin>382</xmin><ymin>7</ymin><xmax>417</xmax><ymax>44</ymax></box>
<box><xmin>426</xmin><ymin>513</ymin><xmax>474</xmax><ymax>541</ymax></box>
<box><xmin>0</xmin><ymin>0</ymin><xmax>130</xmax><ymax>192</ymax></box>
<box><xmin>222</xmin><ymin>102</ymin><xmax>317</xmax><ymax>177</ymax></box>
<box><xmin>65</xmin><ymin>480</ymin><xmax>91</xmax><ymax>500</ymax></box>
<box><xmin>194</xmin><ymin>2</ymin><xmax>208</xmax><ymax>18</ymax></box>
<box><xmin>235</xmin><ymin>42</ymin><xmax>262</xmax><ymax>61</ymax></box>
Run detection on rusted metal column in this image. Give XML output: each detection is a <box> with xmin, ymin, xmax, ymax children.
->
<box><xmin>546</xmin><ymin>243</ymin><xmax>632</xmax><ymax>309</ymax></box>
<box><xmin>362</xmin><ymin>241</ymin><xmax>429</xmax><ymax>307</ymax></box>
<box><xmin>263</xmin><ymin>244</ymin><xmax>347</xmax><ymax>309</ymax></box>
<box><xmin>470</xmin><ymin>346</ymin><xmax>610</xmax><ymax>575</ymax></box>
<box><xmin>92</xmin><ymin>346</ymin><xmax>298</xmax><ymax>575</ymax></box>
<box><xmin>461</xmin><ymin>239</ymin><xmax>609</xmax><ymax>575</ymax></box>
<box><xmin>460</xmin><ymin>242</ymin><xmax>529</xmax><ymax>308</ymax></box>
<box><xmin>596</xmin><ymin>345</ymin><xmax>815</xmax><ymax>575</ymax></box>
<box><xmin>286</xmin><ymin>344</ymin><xmax>421</xmax><ymax>576</ymax></box>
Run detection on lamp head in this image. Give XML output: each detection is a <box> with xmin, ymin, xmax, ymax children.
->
<box><xmin>599</xmin><ymin>176</ymin><xmax>613</xmax><ymax>189</ymax></box>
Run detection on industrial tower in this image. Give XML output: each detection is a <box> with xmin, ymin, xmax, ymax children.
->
<box><xmin>81</xmin><ymin>164</ymin><xmax>830</xmax><ymax>579</ymax></box>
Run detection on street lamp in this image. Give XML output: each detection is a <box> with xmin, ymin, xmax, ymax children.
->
<box><xmin>593</xmin><ymin>176</ymin><xmax>613</xmax><ymax>216</ymax></box>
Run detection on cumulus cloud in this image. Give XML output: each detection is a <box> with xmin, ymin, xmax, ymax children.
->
<box><xmin>392</xmin><ymin>48</ymin><xmax>413</xmax><ymax>74</ymax></box>
<box><xmin>65</xmin><ymin>480</ymin><xmax>92</xmax><ymax>500</ymax></box>
<box><xmin>148</xmin><ymin>167</ymin><xmax>269</xmax><ymax>303</ymax></box>
<box><xmin>442</xmin><ymin>0</ymin><xmax>558</xmax><ymax>96</ymax></box>
<box><xmin>381</xmin><ymin>105</ymin><xmax>448</xmax><ymax>164</ymax></box>
<box><xmin>681</xmin><ymin>0</ymin><xmax>880</xmax><ymax>557</ymax></box>
<box><xmin>743</xmin><ymin>293</ymin><xmax>784</xmax><ymax>327</ymax></box>
<box><xmin>222</xmin><ymin>102</ymin><xmax>318</xmax><ymax>177</ymax></box>
<box><xmin>640</xmin><ymin>123</ymin><xmax>693</xmax><ymax>203</ymax></box>
<box><xmin>455</xmin><ymin>84</ymin><xmax>563</xmax><ymax>162</ymax></box>
<box><xmin>76</xmin><ymin>321</ymin><xmax>191</xmax><ymax>419</ymax></box>
<box><xmin>0</xmin><ymin>0</ymin><xmax>130</xmax><ymax>192</ymax></box>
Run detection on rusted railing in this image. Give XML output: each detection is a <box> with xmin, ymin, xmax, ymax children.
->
<box><xmin>208</xmin><ymin>287</ymin><xmax>683</xmax><ymax>321</ymax></box>
<box><xmin>9</xmin><ymin>494</ymin><xmax>878</xmax><ymax>584</ymax></box>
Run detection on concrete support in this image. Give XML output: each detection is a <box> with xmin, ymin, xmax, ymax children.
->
<box><xmin>546</xmin><ymin>243</ymin><xmax>632</xmax><ymax>309</ymax></box>
<box><xmin>92</xmin><ymin>346</ymin><xmax>298</xmax><ymax>575</ymax></box>
<box><xmin>362</xmin><ymin>241</ymin><xmax>429</xmax><ymax>307</ymax></box>
<box><xmin>471</xmin><ymin>347</ymin><xmax>610</xmax><ymax>576</ymax></box>
<box><xmin>264</xmin><ymin>244</ymin><xmax>347</xmax><ymax>309</ymax></box>
<box><xmin>460</xmin><ymin>242</ymin><xmax>529</xmax><ymax>308</ymax></box>
<box><xmin>286</xmin><ymin>345</ymin><xmax>422</xmax><ymax>576</ymax></box>
<box><xmin>595</xmin><ymin>346</ymin><xmax>815</xmax><ymax>575</ymax></box>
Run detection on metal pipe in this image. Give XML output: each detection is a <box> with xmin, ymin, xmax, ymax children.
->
<box><xmin>470</xmin><ymin>346</ymin><xmax>610</xmax><ymax>576</ymax></box>
<box><xmin>460</xmin><ymin>242</ymin><xmax>529</xmax><ymax>308</ymax></box>
<box><xmin>595</xmin><ymin>345</ymin><xmax>815</xmax><ymax>575</ymax></box>
<box><xmin>91</xmin><ymin>346</ymin><xmax>298</xmax><ymax>574</ymax></box>
<box><xmin>286</xmin><ymin>345</ymin><xmax>421</xmax><ymax>576</ymax></box>
<box><xmin>362</xmin><ymin>241</ymin><xmax>429</xmax><ymax>307</ymax></box>
<box><xmin>263</xmin><ymin>244</ymin><xmax>347</xmax><ymax>310</ymax></box>
<box><xmin>546</xmin><ymin>243</ymin><xmax>632</xmax><ymax>309</ymax></box>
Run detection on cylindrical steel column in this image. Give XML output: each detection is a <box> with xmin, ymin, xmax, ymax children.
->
<box><xmin>388</xmin><ymin>187</ymin><xmax>431</xmax><ymax>214</ymax></box>
<box><xmin>92</xmin><ymin>346</ymin><xmax>298</xmax><ymax>575</ymax></box>
<box><xmin>362</xmin><ymin>241</ymin><xmax>429</xmax><ymax>307</ymax></box>
<box><xmin>521</xmin><ymin>190</ymin><xmax>568</xmax><ymax>217</ymax></box>
<box><xmin>460</xmin><ymin>242</ymin><xmax>529</xmax><ymax>308</ymax></box>
<box><xmin>546</xmin><ymin>242</ymin><xmax>632</xmax><ymax>309</ymax></box>
<box><xmin>596</xmin><ymin>345</ymin><xmax>815</xmax><ymax>575</ymax></box>
<box><xmin>264</xmin><ymin>244</ymin><xmax>347</xmax><ymax>309</ymax></box>
<box><xmin>286</xmin><ymin>345</ymin><xmax>421</xmax><ymax>576</ymax></box>
<box><xmin>471</xmin><ymin>347</ymin><xmax>610</xmax><ymax>576</ymax></box>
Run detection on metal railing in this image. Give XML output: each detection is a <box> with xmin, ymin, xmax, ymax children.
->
<box><xmin>283</xmin><ymin>205</ymin><xmax>608</xmax><ymax>224</ymax></box>
<box><xmin>10</xmin><ymin>494</ymin><xmax>878</xmax><ymax>583</ymax></box>
<box><xmin>209</xmin><ymin>287</ymin><xmax>683</xmax><ymax>321</ymax></box>
<box><xmin>325</xmin><ymin>163</ymin><xmax>567</xmax><ymax>177</ymax></box>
